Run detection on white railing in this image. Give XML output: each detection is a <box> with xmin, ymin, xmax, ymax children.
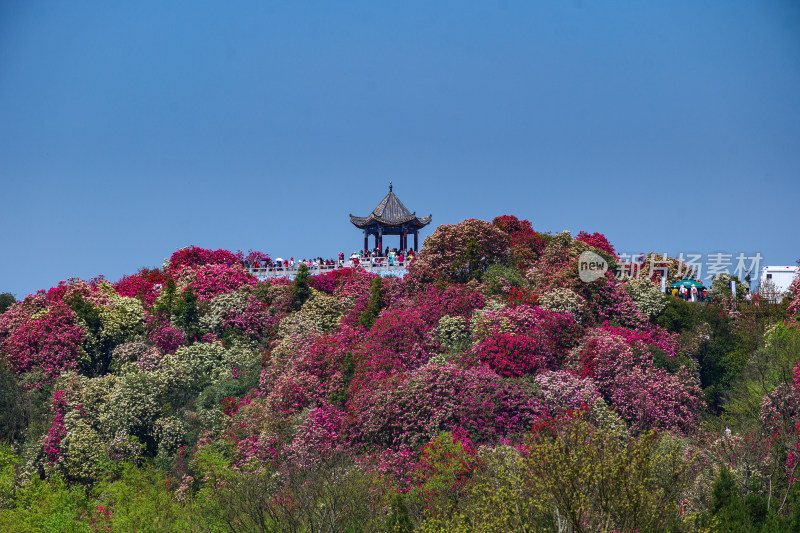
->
<box><xmin>247</xmin><ymin>258</ymin><xmax>410</xmax><ymax>279</ymax></box>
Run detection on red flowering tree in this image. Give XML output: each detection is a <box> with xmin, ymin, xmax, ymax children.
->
<box><xmin>168</xmin><ymin>246</ymin><xmax>243</xmax><ymax>271</ymax></box>
<box><xmin>576</xmin><ymin>231</ymin><xmax>617</xmax><ymax>259</ymax></box>
<box><xmin>492</xmin><ymin>215</ymin><xmax>547</xmax><ymax>269</ymax></box>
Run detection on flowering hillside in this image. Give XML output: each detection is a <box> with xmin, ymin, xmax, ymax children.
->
<box><xmin>1</xmin><ymin>230</ymin><xmax>800</xmax><ymax>531</ymax></box>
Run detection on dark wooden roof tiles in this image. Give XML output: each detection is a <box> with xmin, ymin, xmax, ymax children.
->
<box><xmin>350</xmin><ymin>187</ymin><xmax>431</xmax><ymax>229</ymax></box>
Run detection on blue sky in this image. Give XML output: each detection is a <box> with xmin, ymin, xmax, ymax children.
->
<box><xmin>1</xmin><ymin>1</ymin><xmax>798</xmax><ymax>298</ymax></box>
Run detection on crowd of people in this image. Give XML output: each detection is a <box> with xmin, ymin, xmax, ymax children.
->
<box><xmin>671</xmin><ymin>284</ymin><xmax>706</xmax><ymax>302</ymax></box>
<box><xmin>245</xmin><ymin>248</ymin><xmax>417</xmax><ymax>273</ymax></box>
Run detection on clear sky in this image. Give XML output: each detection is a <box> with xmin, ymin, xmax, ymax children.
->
<box><xmin>1</xmin><ymin>1</ymin><xmax>798</xmax><ymax>298</ymax></box>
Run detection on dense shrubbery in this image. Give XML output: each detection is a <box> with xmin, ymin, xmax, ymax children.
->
<box><xmin>1</xmin><ymin>232</ymin><xmax>799</xmax><ymax>531</ymax></box>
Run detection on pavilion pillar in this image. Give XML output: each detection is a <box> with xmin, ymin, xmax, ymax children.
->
<box><xmin>414</xmin><ymin>231</ymin><xmax>418</xmax><ymax>251</ymax></box>
<box><xmin>402</xmin><ymin>229</ymin><xmax>407</xmax><ymax>252</ymax></box>
<box><xmin>364</xmin><ymin>231</ymin><xmax>368</xmax><ymax>254</ymax></box>
<box><xmin>378</xmin><ymin>228</ymin><xmax>383</xmax><ymax>254</ymax></box>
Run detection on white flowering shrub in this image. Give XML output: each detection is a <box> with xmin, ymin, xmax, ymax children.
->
<box><xmin>199</xmin><ymin>290</ymin><xmax>250</xmax><ymax>335</ymax></box>
<box><xmin>623</xmin><ymin>276</ymin><xmax>668</xmax><ymax>318</ymax></box>
<box><xmin>538</xmin><ymin>287</ymin><xmax>585</xmax><ymax>318</ymax></box>
<box><xmin>159</xmin><ymin>341</ymin><xmax>261</xmax><ymax>392</ymax></box>
<box><xmin>56</xmin><ymin>412</ymin><xmax>107</xmax><ymax>483</ymax></box>
<box><xmin>106</xmin><ymin>371</ymin><xmax>167</xmax><ymax>441</ymax></box>
<box><xmin>277</xmin><ymin>289</ymin><xmax>342</xmax><ymax>339</ymax></box>
<box><xmin>434</xmin><ymin>315</ymin><xmax>472</xmax><ymax>352</ymax></box>
<box><xmin>111</xmin><ymin>341</ymin><xmax>150</xmax><ymax>363</ymax></box>
<box><xmin>97</xmin><ymin>285</ymin><xmax>145</xmax><ymax>346</ymax></box>
<box><xmin>154</xmin><ymin>416</ymin><xmax>186</xmax><ymax>454</ymax></box>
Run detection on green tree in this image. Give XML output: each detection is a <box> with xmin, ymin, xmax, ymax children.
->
<box><xmin>173</xmin><ymin>287</ymin><xmax>201</xmax><ymax>342</ymax></box>
<box><xmin>0</xmin><ymin>293</ymin><xmax>15</xmax><ymax>315</ymax></box>
<box><xmin>358</xmin><ymin>276</ymin><xmax>383</xmax><ymax>330</ymax></box>
<box><xmin>289</xmin><ymin>264</ymin><xmax>311</xmax><ymax>311</ymax></box>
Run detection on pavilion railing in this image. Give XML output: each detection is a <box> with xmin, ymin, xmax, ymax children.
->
<box><xmin>247</xmin><ymin>258</ymin><xmax>410</xmax><ymax>279</ymax></box>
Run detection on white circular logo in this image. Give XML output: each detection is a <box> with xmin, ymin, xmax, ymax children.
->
<box><xmin>578</xmin><ymin>251</ymin><xmax>608</xmax><ymax>282</ymax></box>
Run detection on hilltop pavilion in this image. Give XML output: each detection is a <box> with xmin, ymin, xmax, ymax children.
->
<box><xmin>350</xmin><ymin>183</ymin><xmax>431</xmax><ymax>254</ymax></box>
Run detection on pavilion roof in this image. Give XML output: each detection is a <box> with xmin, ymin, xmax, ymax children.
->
<box><xmin>349</xmin><ymin>185</ymin><xmax>432</xmax><ymax>229</ymax></box>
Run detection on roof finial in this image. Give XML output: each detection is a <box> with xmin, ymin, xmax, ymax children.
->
<box><xmin>389</xmin><ymin>180</ymin><xmax>393</xmax><ymax>192</ymax></box>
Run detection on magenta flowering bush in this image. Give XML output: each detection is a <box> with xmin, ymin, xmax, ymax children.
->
<box><xmin>410</xmin><ymin>218</ymin><xmax>510</xmax><ymax>283</ymax></box>
<box><xmin>474</xmin><ymin>333</ymin><xmax>548</xmax><ymax>377</ymax></box>
<box><xmin>576</xmin><ymin>231</ymin><xmax>617</xmax><ymax>258</ymax></box>
<box><xmin>347</xmin><ymin>363</ymin><xmax>546</xmax><ymax>449</ymax></box>
<box><xmin>572</xmin><ymin>327</ymin><xmax>704</xmax><ymax>433</ymax></box>
<box><xmin>43</xmin><ymin>389</ymin><xmax>70</xmax><ymax>464</ymax></box>
<box><xmin>533</xmin><ymin>370</ymin><xmax>600</xmax><ymax>415</ymax></box>
<box><xmin>407</xmin><ymin>285</ymin><xmax>485</xmax><ymax>327</ymax></box>
<box><xmin>144</xmin><ymin>313</ymin><xmax>185</xmax><ymax>355</ymax></box>
<box><xmin>307</xmin><ymin>267</ymin><xmax>365</xmax><ymax>295</ymax></box>
<box><xmin>287</xmin><ymin>402</ymin><xmax>348</xmax><ymax>468</ymax></box>
<box><xmin>113</xmin><ymin>268</ymin><xmax>166</xmax><ymax>308</ymax></box>
<box><xmin>43</xmin><ymin>278</ymin><xmax>110</xmax><ymax>306</ymax></box>
<box><xmin>177</xmin><ymin>263</ymin><xmax>258</xmax><ymax>300</ymax></box>
<box><xmin>168</xmin><ymin>246</ymin><xmax>243</xmax><ymax>271</ymax></box>
<box><xmin>788</xmin><ymin>267</ymin><xmax>800</xmax><ymax>319</ymax></box>
<box><xmin>0</xmin><ymin>297</ymin><xmax>85</xmax><ymax>377</ymax></box>
<box><xmin>473</xmin><ymin>304</ymin><xmax>583</xmax><ymax>364</ymax></box>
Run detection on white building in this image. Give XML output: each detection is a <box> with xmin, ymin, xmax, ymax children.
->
<box><xmin>759</xmin><ymin>265</ymin><xmax>798</xmax><ymax>301</ymax></box>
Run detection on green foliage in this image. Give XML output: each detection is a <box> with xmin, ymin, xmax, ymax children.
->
<box><xmin>358</xmin><ymin>276</ymin><xmax>383</xmax><ymax>330</ymax></box>
<box><xmin>656</xmin><ymin>297</ymin><xmax>702</xmax><ymax>333</ymax></box>
<box><xmin>0</xmin><ymin>293</ymin><xmax>15</xmax><ymax>315</ymax></box>
<box><xmin>708</xmin><ymin>467</ymin><xmax>792</xmax><ymax>532</ymax></box>
<box><xmin>482</xmin><ymin>263</ymin><xmax>525</xmax><ymax>295</ymax></box>
<box><xmin>290</xmin><ymin>263</ymin><xmax>311</xmax><ymax>311</ymax></box>
<box><xmin>724</xmin><ymin>322</ymin><xmax>800</xmax><ymax>429</ymax></box>
<box><xmin>152</xmin><ymin>274</ymin><xmax>178</xmax><ymax>317</ymax></box>
<box><xmin>94</xmin><ymin>462</ymin><xmax>192</xmax><ymax>532</ymax></box>
<box><xmin>193</xmin><ymin>448</ymin><xmax>381</xmax><ymax>532</ymax></box>
<box><xmin>173</xmin><ymin>287</ymin><xmax>201</xmax><ymax>342</ymax></box>
<box><xmin>524</xmin><ymin>416</ymin><xmax>691</xmax><ymax>532</ymax></box>
<box><xmin>0</xmin><ymin>475</ymin><xmax>92</xmax><ymax>532</ymax></box>
<box><xmin>329</xmin><ymin>350</ymin><xmax>355</xmax><ymax>408</ymax></box>
<box><xmin>385</xmin><ymin>492</ymin><xmax>414</xmax><ymax>533</ymax></box>
<box><xmin>0</xmin><ymin>361</ymin><xmax>36</xmax><ymax>444</ymax></box>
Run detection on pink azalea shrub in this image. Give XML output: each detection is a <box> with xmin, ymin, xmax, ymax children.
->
<box><xmin>179</xmin><ymin>263</ymin><xmax>258</xmax><ymax>300</ymax></box>
<box><xmin>410</xmin><ymin>218</ymin><xmax>510</xmax><ymax>282</ymax></box>
<box><xmin>307</xmin><ymin>267</ymin><xmax>364</xmax><ymax>295</ymax></box>
<box><xmin>144</xmin><ymin>313</ymin><xmax>185</xmax><ymax>355</ymax></box>
<box><xmin>573</xmin><ymin>328</ymin><xmax>704</xmax><ymax>433</ymax></box>
<box><xmin>474</xmin><ymin>333</ymin><xmax>548</xmax><ymax>377</ymax></box>
<box><xmin>347</xmin><ymin>363</ymin><xmax>546</xmax><ymax>449</ymax></box>
<box><xmin>533</xmin><ymin>370</ymin><xmax>601</xmax><ymax>415</ymax></box>
<box><xmin>576</xmin><ymin>231</ymin><xmax>617</xmax><ymax>258</ymax></box>
<box><xmin>168</xmin><ymin>246</ymin><xmax>243</xmax><ymax>271</ymax></box>
<box><xmin>409</xmin><ymin>285</ymin><xmax>485</xmax><ymax>327</ymax></box>
<box><xmin>0</xmin><ymin>297</ymin><xmax>85</xmax><ymax>377</ymax></box>
<box><xmin>349</xmin><ymin>309</ymin><xmax>430</xmax><ymax>386</ymax></box>
<box><xmin>287</xmin><ymin>402</ymin><xmax>348</xmax><ymax>468</ymax></box>
<box><xmin>113</xmin><ymin>268</ymin><xmax>166</xmax><ymax>308</ymax></box>
<box><xmin>43</xmin><ymin>389</ymin><xmax>70</xmax><ymax>464</ymax></box>
<box><xmin>473</xmin><ymin>304</ymin><xmax>583</xmax><ymax>364</ymax></box>
<box><xmin>492</xmin><ymin>214</ymin><xmax>547</xmax><ymax>267</ymax></box>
